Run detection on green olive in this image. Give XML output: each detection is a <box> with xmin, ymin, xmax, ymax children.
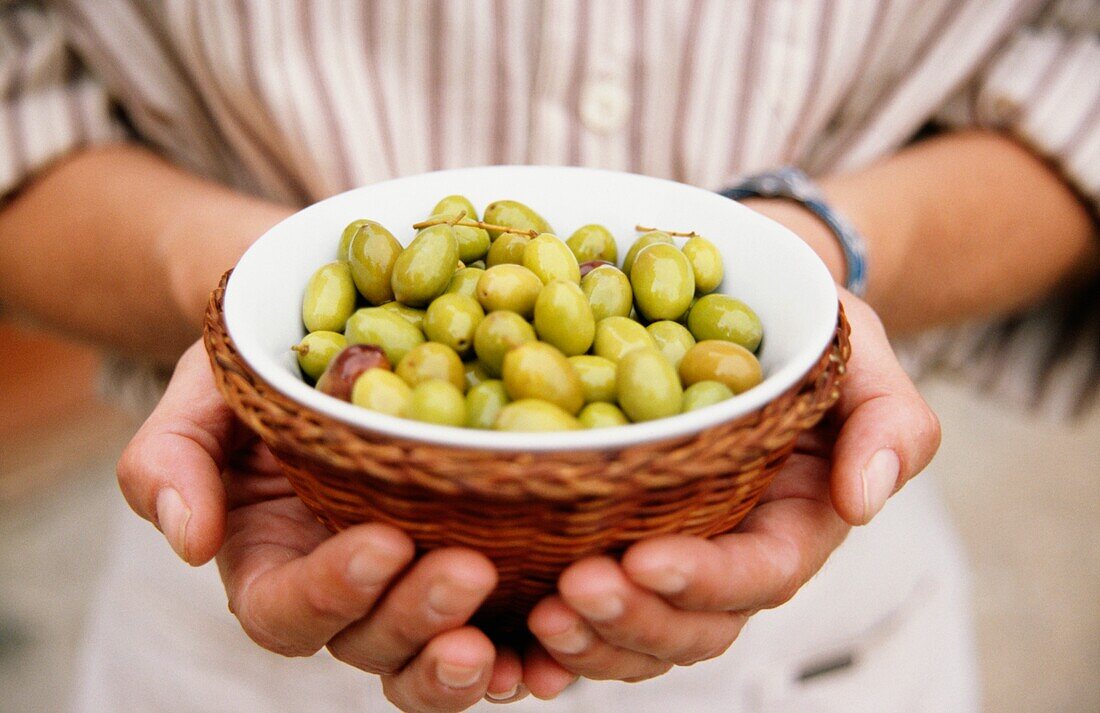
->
<box><xmin>473</xmin><ymin>310</ymin><xmax>537</xmax><ymax>376</ymax></box>
<box><xmin>682</xmin><ymin>236</ymin><xmax>723</xmax><ymax>294</ymax></box>
<box><xmin>350</xmin><ymin>368</ymin><xmax>412</xmax><ymax>417</ymax></box>
<box><xmin>345</xmin><ymin>307</ymin><xmax>426</xmax><ymax>365</ymax></box>
<box><xmin>568</xmin><ymin>355</ymin><xmax>617</xmax><ymax>404</ymax></box>
<box><xmin>502</xmin><ymin>341</ymin><xmax>585</xmax><ymax>415</ymax></box>
<box><xmin>679</xmin><ymin>340</ymin><xmax>763</xmax><ymax>394</ymax></box>
<box><xmin>485</xmin><ymin>233</ymin><xmax>530</xmax><ymax>267</ymax></box>
<box><xmin>475</xmin><ymin>264</ymin><xmax>542</xmax><ymax>318</ymax></box>
<box><xmin>465</xmin><ymin>379</ymin><xmax>510</xmax><ymax>429</ymax></box>
<box><xmin>444</xmin><ymin>267</ymin><xmax>486</xmax><ymax>299</ymax></box>
<box><xmin>646</xmin><ymin>320</ymin><xmax>696</xmax><ymax>370</ymax></box>
<box><xmin>464</xmin><ymin>360</ymin><xmax>491</xmax><ymax>391</ymax></box>
<box><xmin>533</xmin><ymin>281</ymin><xmax>595</xmax><ymax>356</ymax></box>
<box><xmin>338</xmin><ymin>218</ymin><xmax>370</xmax><ymax>261</ymax></box>
<box><xmin>630</xmin><ymin>243</ymin><xmax>695</xmax><ymax>322</ymax></box>
<box><xmin>430</xmin><ymin>195</ymin><xmax>491</xmax><ymax>262</ymax></box>
<box><xmin>578</xmin><ymin>402</ymin><xmax>629</xmax><ymax>428</ymax></box>
<box><xmin>379</xmin><ymin>301</ymin><xmax>426</xmax><ymax>331</ymax></box>
<box><xmin>302</xmin><ymin>261</ymin><xmax>357</xmax><ymax>332</ymax></box>
<box><xmin>347</xmin><ymin>220</ymin><xmax>403</xmax><ymax>305</ymax></box>
<box><xmin>292</xmin><ymin>330</ymin><xmax>347</xmax><ymax>381</ymax></box>
<box><xmin>523</xmin><ymin>233</ymin><xmax>580</xmax><ymax>285</ymax></box>
<box><xmin>468</xmin><ymin>260</ymin><xmax>486</xmax><ymax>270</ymax></box>
<box><xmin>617</xmin><ymin>347</ymin><xmax>683</xmax><ymax>422</ymax></box>
<box><xmin>482</xmin><ymin>200</ymin><xmax>552</xmax><ymax>240</ymax></box>
<box><xmin>686</xmin><ymin>294</ymin><xmax>763</xmax><ymax>351</ymax></box>
<box><xmin>681</xmin><ymin>380</ymin><xmax>735</xmax><ymax>412</ymax></box>
<box><xmin>622</xmin><ymin>231</ymin><xmax>674</xmax><ymax>276</ymax></box>
<box><xmin>593</xmin><ymin>316</ymin><xmax>656</xmax><ymax>362</ymax></box>
<box><xmin>676</xmin><ymin>296</ymin><xmax>699</xmax><ymax>326</ymax></box>
<box><xmin>566</xmin><ymin>224</ymin><xmax>618</xmax><ymax>264</ymax></box>
<box><xmin>423</xmin><ymin>293</ymin><xmax>484</xmax><ymax>357</ymax></box>
<box><xmin>390</xmin><ymin>224</ymin><xmax>459</xmax><ymax>306</ymax></box>
<box><xmin>495</xmin><ymin>399</ymin><xmax>582</xmax><ymax>431</ymax></box>
<box><xmin>581</xmin><ymin>265</ymin><xmax>634</xmax><ymax>322</ymax></box>
<box><xmin>395</xmin><ymin>342</ymin><xmax>465</xmax><ymax>391</ymax></box>
<box><xmin>407</xmin><ymin>380</ymin><xmax>466</xmax><ymax>426</ymax></box>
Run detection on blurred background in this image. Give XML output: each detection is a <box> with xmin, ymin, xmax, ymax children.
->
<box><xmin>1</xmin><ymin>316</ymin><xmax>1097</xmax><ymax>712</ymax></box>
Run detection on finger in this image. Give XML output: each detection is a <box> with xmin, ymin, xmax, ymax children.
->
<box><xmin>522</xmin><ymin>643</ymin><xmax>578</xmax><ymax>700</ymax></box>
<box><xmin>552</xmin><ymin>557</ymin><xmax>744</xmax><ymax>665</ymax></box>
<box><xmin>116</xmin><ymin>341</ymin><xmax>236</xmax><ymax>564</ymax></box>
<box><xmin>326</xmin><ymin>548</ymin><xmax>497</xmax><ymax>675</ymax></box>
<box><xmin>830</xmin><ymin>293</ymin><xmax>942</xmax><ymax>525</ymax></box>
<box><xmin>527</xmin><ymin>596</ymin><xmax>672</xmax><ymax>682</ymax></box>
<box><xmin>483</xmin><ymin>647</ymin><xmax>527</xmax><ymax>704</ymax></box>
<box><xmin>624</xmin><ymin>455</ymin><xmax>849</xmax><ymax>613</ymax></box>
<box><xmin>381</xmin><ymin>627</ymin><xmax>495</xmax><ymax>713</ymax></box>
<box><xmin>217</xmin><ymin>508</ymin><xmax>415</xmax><ymax>657</ymax></box>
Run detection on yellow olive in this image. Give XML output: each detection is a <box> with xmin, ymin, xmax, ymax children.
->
<box><xmin>617</xmin><ymin>347</ymin><xmax>683</xmax><ymax>422</ymax></box>
<box><xmin>681</xmin><ymin>380</ymin><xmax>735</xmax><ymax>412</ymax></box>
<box><xmin>430</xmin><ymin>195</ymin><xmax>491</xmax><ymax>262</ymax></box>
<box><xmin>578</xmin><ymin>402</ymin><xmax>630</xmax><ymax>428</ymax></box>
<box><xmin>476</xmin><ymin>264</ymin><xmax>542</xmax><ymax>318</ymax></box>
<box><xmin>347</xmin><ymin>220</ymin><xmax>403</xmax><ymax>305</ymax></box>
<box><xmin>407</xmin><ymin>380</ymin><xmax>466</xmax><ymax>426</ymax></box>
<box><xmin>682</xmin><ymin>236</ymin><xmax>724</xmax><ymax>294</ymax></box>
<box><xmin>622</xmin><ymin>230</ymin><xmax>674</xmax><ymax>276</ymax></box>
<box><xmin>593</xmin><ymin>316</ymin><xmax>656</xmax><ymax>363</ymax></box>
<box><xmin>424</xmin><ymin>293</ymin><xmax>484</xmax><ymax>356</ymax></box>
<box><xmin>379</xmin><ymin>301</ymin><xmax>426</xmax><ymax>331</ymax></box>
<box><xmin>482</xmin><ymin>199</ymin><xmax>552</xmax><ymax>240</ymax></box>
<box><xmin>686</xmin><ymin>294</ymin><xmax>763</xmax><ymax>351</ymax></box>
<box><xmin>395</xmin><ymin>342</ymin><xmax>465</xmax><ymax>391</ymax></box>
<box><xmin>646</xmin><ymin>320</ymin><xmax>696</xmax><ymax>370</ymax></box>
<box><xmin>302</xmin><ymin>261</ymin><xmax>356</xmax><ymax>334</ymax></box>
<box><xmin>464</xmin><ymin>360</ymin><xmax>491</xmax><ymax>391</ymax></box>
<box><xmin>485</xmin><ymin>233</ymin><xmax>530</xmax><ymax>267</ymax></box>
<box><xmin>679</xmin><ymin>340</ymin><xmax>763</xmax><ymax>394</ymax></box>
<box><xmin>495</xmin><ymin>399</ymin><xmax>582</xmax><ymax>431</ymax></box>
<box><xmin>630</xmin><ymin>243</ymin><xmax>695</xmax><ymax>322</ymax></box>
<box><xmin>568</xmin><ymin>355</ymin><xmax>617</xmax><ymax>404</ymax></box>
<box><xmin>502</xmin><ymin>341</ymin><xmax>585</xmax><ymax>415</ymax></box>
<box><xmin>338</xmin><ymin>218</ymin><xmax>370</xmax><ymax>261</ymax></box>
<box><xmin>345</xmin><ymin>307</ymin><xmax>426</xmax><ymax>365</ymax></box>
<box><xmin>523</xmin><ymin>233</ymin><xmax>581</xmax><ymax>285</ymax></box>
<box><xmin>581</xmin><ymin>265</ymin><xmax>633</xmax><ymax>322</ymax></box>
<box><xmin>473</xmin><ymin>310</ymin><xmax>537</xmax><ymax>376</ymax></box>
<box><xmin>465</xmin><ymin>379</ymin><xmax>510</xmax><ymax>429</ymax></box>
<box><xmin>533</xmin><ymin>281</ymin><xmax>595</xmax><ymax>356</ymax></box>
<box><xmin>292</xmin><ymin>331</ymin><xmax>347</xmax><ymax>381</ymax></box>
<box><xmin>350</xmin><ymin>368</ymin><xmax>412</xmax><ymax>417</ymax></box>
<box><xmin>444</xmin><ymin>267</ymin><xmax>486</xmax><ymax>299</ymax></box>
<box><xmin>390</xmin><ymin>223</ymin><xmax>459</xmax><ymax>306</ymax></box>
<box><xmin>566</xmin><ymin>224</ymin><xmax>618</xmax><ymax>264</ymax></box>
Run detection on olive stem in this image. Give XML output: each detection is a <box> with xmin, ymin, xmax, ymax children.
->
<box><xmin>290</xmin><ymin>344</ymin><xmax>309</xmax><ymax>356</ymax></box>
<box><xmin>446</xmin><ymin>210</ymin><xmax>467</xmax><ymax>226</ymax></box>
<box><xmin>412</xmin><ymin>216</ymin><xmax>539</xmax><ymax>238</ymax></box>
<box><xmin>635</xmin><ymin>224</ymin><xmax>700</xmax><ymax>238</ymax></box>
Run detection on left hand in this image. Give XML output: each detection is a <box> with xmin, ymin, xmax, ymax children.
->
<box><xmin>522</xmin><ymin>292</ymin><xmax>941</xmax><ymax>697</ymax></box>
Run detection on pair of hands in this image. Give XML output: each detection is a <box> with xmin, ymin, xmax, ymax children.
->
<box><xmin>116</xmin><ymin>287</ymin><xmax>940</xmax><ymax>712</ymax></box>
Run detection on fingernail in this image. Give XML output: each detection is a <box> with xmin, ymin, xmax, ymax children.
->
<box><xmin>156</xmin><ymin>488</ymin><xmax>191</xmax><ymax>562</ymax></box>
<box><xmin>427</xmin><ymin>578</ymin><xmax>483</xmax><ymax>617</ymax></box>
<box><xmin>436</xmin><ymin>661</ymin><xmax>484</xmax><ymax>689</ymax></box>
<box><xmin>485</xmin><ymin>684</ymin><xmax>525</xmax><ymax>702</ymax></box>
<box><xmin>861</xmin><ymin>448</ymin><xmax>900</xmax><ymax>523</ymax></box>
<box><xmin>346</xmin><ymin>541</ymin><xmax>406</xmax><ymax>589</ymax></box>
<box><xmin>542</xmin><ymin>622</ymin><xmax>593</xmax><ymax>655</ymax></box>
<box><xmin>632</xmin><ymin>565</ymin><xmax>688</xmax><ymax>596</ymax></box>
<box><xmin>570</xmin><ymin>593</ymin><xmax>623</xmax><ymax>622</ymax></box>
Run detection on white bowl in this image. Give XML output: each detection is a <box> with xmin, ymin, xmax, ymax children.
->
<box><xmin>224</xmin><ymin>166</ymin><xmax>837</xmax><ymax>452</ymax></box>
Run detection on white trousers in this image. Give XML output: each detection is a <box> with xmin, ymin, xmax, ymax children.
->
<box><xmin>72</xmin><ymin>474</ymin><xmax>979</xmax><ymax>712</ymax></box>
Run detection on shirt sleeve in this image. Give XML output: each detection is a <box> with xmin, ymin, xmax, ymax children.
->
<box><xmin>934</xmin><ymin>1</ymin><xmax>1100</xmax><ymax>215</ymax></box>
<box><xmin>1</xmin><ymin>1</ymin><xmax>125</xmax><ymax>200</ymax></box>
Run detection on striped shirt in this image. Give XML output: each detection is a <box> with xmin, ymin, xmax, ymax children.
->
<box><xmin>2</xmin><ymin>0</ymin><xmax>1099</xmax><ymax>417</ymax></box>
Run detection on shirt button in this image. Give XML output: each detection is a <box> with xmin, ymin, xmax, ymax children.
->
<box><xmin>579</xmin><ymin>79</ymin><xmax>632</xmax><ymax>134</ymax></box>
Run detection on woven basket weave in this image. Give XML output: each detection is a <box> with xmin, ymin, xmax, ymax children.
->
<box><xmin>204</xmin><ymin>271</ymin><xmax>850</xmax><ymax>637</ymax></box>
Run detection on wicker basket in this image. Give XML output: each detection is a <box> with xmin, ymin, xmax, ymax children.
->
<box><xmin>204</xmin><ymin>271</ymin><xmax>850</xmax><ymax>638</ymax></box>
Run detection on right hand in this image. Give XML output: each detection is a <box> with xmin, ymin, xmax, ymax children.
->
<box><xmin>117</xmin><ymin>342</ymin><xmax>525</xmax><ymax>711</ymax></box>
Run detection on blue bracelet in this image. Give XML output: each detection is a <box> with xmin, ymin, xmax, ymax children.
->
<box><xmin>720</xmin><ymin>167</ymin><xmax>868</xmax><ymax>296</ymax></box>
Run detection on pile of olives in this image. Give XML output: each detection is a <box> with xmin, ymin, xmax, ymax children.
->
<box><xmin>293</xmin><ymin>196</ymin><xmax>764</xmax><ymax>432</ymax></box>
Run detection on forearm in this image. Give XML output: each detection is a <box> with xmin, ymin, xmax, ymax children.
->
<box><xmin>748</xmin><ymin>130</ymin><xmax>1098</xmax><ymax>333</ymax></box>
<box><xmin>0</xmin><ymin>144</ymin><xmax>292</xmax><ymax>364</ymax></box>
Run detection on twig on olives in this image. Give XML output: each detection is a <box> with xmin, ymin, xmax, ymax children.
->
<box><xmin>290</xmin><ymin>344</ymin><xmax>309</xmax><ymax>355</ymax></box>
<box><xmin>412</xmin><ymin>216</ymin><xmax>540</xmax><ymax>238</ymax></box>
<box><xmin>635</xmin><ymin>224</ymin><xmax>700</xmax><ymax>238</ymax></box>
